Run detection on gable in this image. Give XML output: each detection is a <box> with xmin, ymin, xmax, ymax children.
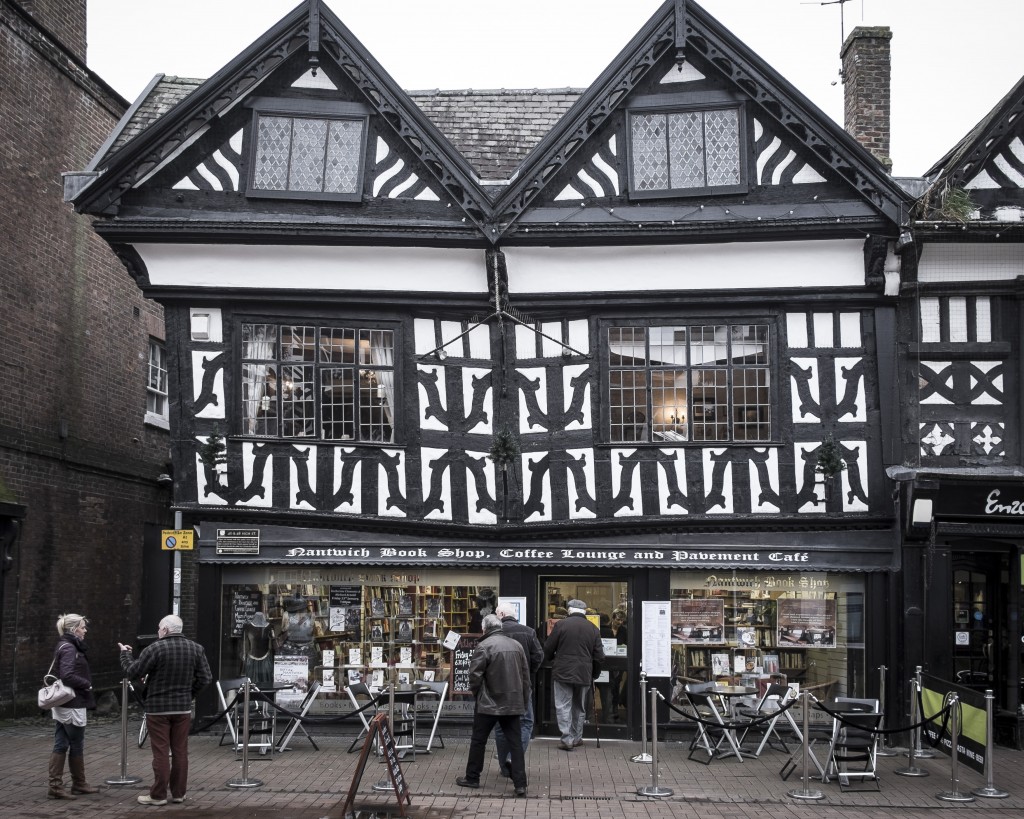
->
<box><xmin>494</xmin><ymin>0</ymin><xmax>907</xmax><ymax>242</ymax></box>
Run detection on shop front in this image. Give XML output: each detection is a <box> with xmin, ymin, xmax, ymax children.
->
<box><xmin>194</xmin><ymin>522</ymin><xmax>897</xmax><ymax>740</ymax></box>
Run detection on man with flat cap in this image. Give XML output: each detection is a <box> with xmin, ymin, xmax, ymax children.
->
<box><xmin>542</xmin><ymin>598</ymin><xmax>604</xmax><ymax>751</ymax></box>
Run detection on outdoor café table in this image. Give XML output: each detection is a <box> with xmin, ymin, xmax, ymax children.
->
<box><xmin>713</xmin><ymin>685</ymin><xmax>758</xmax><ymax>760</ymax></box>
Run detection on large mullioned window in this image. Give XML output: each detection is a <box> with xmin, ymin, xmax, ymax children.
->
<box><xmin>607</xmin><ymin>324</ymin><xmax>770</xmax><ymax>443</ymax></box>
<box><xmin>241</xmin><ymin>323</ymin><xmax>395</xmax><ymax>443</ymax></box>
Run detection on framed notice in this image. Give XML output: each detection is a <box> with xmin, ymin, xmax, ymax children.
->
<box><xmin>670</xmin><ymin>598</ymin><xmax>725</xmax><ymax>644</ymax></box>
<box><xmin>777</xmin><ymin>598</ymin><xmax>837</xmax><ymax>647</ymax></box>
<box><xmin>640</xmin><ymin>601</ymin><xmax>672</xmax><ymax>677</ymax></box>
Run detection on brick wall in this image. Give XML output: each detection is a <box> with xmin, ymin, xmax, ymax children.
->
<box><xmin>841</xmin><ymin>26</ymin><xmax>892</xmax><ymax>172</ymax></box>
<box><xmin>14</xmin><ymin>0</ymin><xmax>86</xmax><ymax>63</ymax></box>
<box><xmin>0</xmin><ymin>0</ymin><xmax>174</xmax><ymax>715</ymax></box>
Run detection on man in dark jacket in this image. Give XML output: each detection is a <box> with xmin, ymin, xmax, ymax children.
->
<box><xmin>456</xmin><ymin>614</ymin><xmax>530</xmax><ymax>797</ymax></box>
<box><xmin>494</xmin><ymin>604</ymin><xmax>544</xmax><ymax>776</ymax></box>
<box><xmin>542</xmin><ymin>598</ymin><xmax>604</xmax><ymax>751</ymax></box>
<box><xmin>118</xmin><ymin>615</ymin><xmax>212</xmax><ymax>806</ymax></box>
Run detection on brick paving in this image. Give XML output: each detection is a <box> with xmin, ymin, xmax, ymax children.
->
<box><xmin>2</xmin><ymin>714</ymin><xmax>1022</xmax><ymax>818</ymax></box>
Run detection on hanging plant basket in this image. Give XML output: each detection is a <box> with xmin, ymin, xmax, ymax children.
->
<box><xmin>198</xmin><ymin>426</ymin><xmax>228</xmax><ymax>474</ymax></box>
<box><xmin>815</xmin><ymin>436</ymin><xmax>847</xmax><ymax>478</ymax></box>
<box><xmin>487</xmin><ymin>428</ymin><xmax>520</xmax><ymax>470</ymax></box>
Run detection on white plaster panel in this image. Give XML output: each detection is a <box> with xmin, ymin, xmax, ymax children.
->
<box><xmin>812</xmin><ymin>313</ymin><xmax>833</xmax><ymax>348</ymax></box>
<box><xmin>565</xmin><ymin>449</ymin><xmax>596</xmax><ymax>520</ymax></box>
<box><xmin>137</xmin><ymin>244</ymin><xmax>486</xmax><ymax>292</ymax></box>
<box><xmin>702</xmin><ymin>449</ymin><xmax>733</xmax><ymax>514</ymax></box>
<box><xmin>919</xmin><ymin>298</ymin><xmax>941</xmax><ymax>343</ymax></box>
<box><xmin>237</xmin><ymin>442</ymin><xmax>271</xmax><ymax>508</ymax></box>
<box><xmin>563</xmin><ymin>364</ymin><xmax>591</xmax><ymax>430</ymax></box>
<box><xmin>835</xmin><ymin>358</ymin><xmax>866</xmax><ymax>422</ymax></box>
<box><xmin>523</xmin><ymin>453</ymin><xmax>552</xmax><ymax>522</ymax></box>
<box><xmin>749</xmin><ymin>448</ymin><xmax>780</xmax><ymax>513</ymax></box>
<box><xmin>195</xmin><ymin>444</ymin><xmax>227</xmax><ymax>506</ymax></box>
<box><xmin>790</xmin><ymin>358</ymin><xmax>820</xmax><ymax>423</ymax></box>
<box><xmin>468</xmin><ymin>324</ymin><xmax>491</xmax><ymax>359</ymax></box>
<box><xmin>657</xmin><ymin>450</ymin><xmax>688</xmax><ymax>515</ymax></box>
<box><xmin>414</xmin><ymin>318</ymin><xmax>437</xmax><ymax>355</ymax></box>
<box><xmin>377</xmin><ymin>449</ymin><xmax>406</xmax><ymax>517</ymax></box>
<box><xmin>541</xmin><ymin>322</ymin><xmax>563</xmax><ymax>357</ymax></box>
<box><xmin>192</xmin><ymin>351</ymin><xmax>225</xmax><ymax>420</ymax></box>
<box><xmin>465</xmin><ymin>452</ymin><xmax>497</xmax><ymax>525</ymax></box>
<box><xmin>515</xmin><ymin>324</ymin><xmax>538</xmax><ymax>359</ymax></box>
<box><xmin>611</xmin><ymin>449</ymin><xmax>642</xmax><ymax>517</ymax></box>
<box><xmin>190</xmin><ymin>307</ymin><xmax>223</xmax><ymax>342</ymax></box>
<box><xmin>919</xmin><ymin>244</ymin><xmax>1024</xmax><ymax>282</ymax></box>
<box><xmin>840</xmin><ymin>441</ymin><xmax>869</xmax><ymax>512</ymax></box>
<box><xmin>464</xmin><ymin>368</ymin><xmax>493</xmax><ymax>434</ymax></box>
<box><xmin>440</xmin><ymin>321</ymin><xmax>464</xmax><ymax>355</ymax></box>
<box><xmin>786</xmin><ymin>313</ymin><xmax>808</xmax><ymax>349</ymax></box>
<box><xmin>919</xmin><ymin>361</ymin><xmax>953</xmax><ymax>405</ymax></box>
<box><xmin>504</xmin><ymin>241</ymin><xmax>865</xmax><ymax>293</ymax></box>
<box><xmin>567</xmin><ymin>320</ymin><xmax>590</xmax><ymax>355</ymax></box>
<box><xmin>795</xmin><ymin>443</ymin><xmax>823</xmax><ymax>513</ymax></box>
<box><xmin>332</xmin><ymin>448</ymin><xmax>361</xmax><ymax>513</ymax></box>
<box><xmin>838</xmin><ymin>313</ymin><xmax>861</xmax><ymax>348</ymax></box>
<box><xmin>421</xmin><ymin>448</ymin><xmax>451</xmax><ymax>521</ymax></box>
<box><xmin>290</xmin><ymin>446</ymin><xmax>316</xmax><ymax>510</ymax></box>
<box><xmin>417</xmin><ymin>364</ymin><xmax>448</xmax><ymax>431</ymax></box>
<box><xmin>518</xmin><ymin>367</ymin><xmax>548</xmax><ymax>432</ymax></box>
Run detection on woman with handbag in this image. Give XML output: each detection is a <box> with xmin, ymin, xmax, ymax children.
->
<box><xmin>47</xmin><ymin>613</ymin><xmax>99</xmax><ymax>799</ymax></box>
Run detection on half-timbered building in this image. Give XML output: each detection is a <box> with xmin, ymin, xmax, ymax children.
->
<box><xmin>68</xmin><ymin>0</ymin><xmax>916</xmax><ymax>736</ymax></box>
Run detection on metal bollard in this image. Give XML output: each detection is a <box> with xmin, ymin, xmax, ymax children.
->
<box><xmin>895</xmin><ymin>677</ymin><xmax>929</xmax><ymax>777</ymax></box>
<box><xmin>630</xmin><ymin>672</ymin><xmax>652</xmax><ymax>763</ymax></box>
<box><xmin>105</xmin><ymin>677</ymin><xmax>142</xmax><ymax>785</ymax></box>
<box><xmin>227</xmin><ymin>679</ymin><xmax>263</xmax><ymax>788</ymax></box>
<box><xmin>787</xmin><ymin>690</ymin><xmax>824</xmax><ymax>801</ymax></box>
<box><xmin>911</xmin><ymin>666</ymin><xmax>936</xmax><ymax>758</ymax></box>
<box><xmin>876</xmin><ymin>665</ymin><xmax>900</xmax><ymax>756</ymax></box>
<box><xmin>936</xmin><ymin>693</ymin><xmax>974</xmax><ymax>802</ymax></box>
<box><xmin>637</xmin><ymin>686</ymin><xmax>672</xmax><ymax>797</ymax></box>
<box><xmin>971</xmin><ymin>689</ymin><xmax>1008</xmax><ymax>799</ymax></box>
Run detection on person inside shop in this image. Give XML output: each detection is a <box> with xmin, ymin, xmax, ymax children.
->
<box><xmin>595</xmin><ymin>613</ymin><xmax>616</xmax><ymax>721</ymax></box>
<box><xmin>468</xmin><ymin>588</ymin><xmax>498</xmax><ymax>633</ymax></box>
<box><xmin>609</xmin><ymin>609</ymin><xmax>627</xmax><ymax>719</ymax></box>
<box><xmin>240</xmin><ymin>611</ymin><xmax>275</xmax><ymax>691</ymax></box>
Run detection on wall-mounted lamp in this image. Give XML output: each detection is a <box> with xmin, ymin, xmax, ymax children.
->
<box><xmin>907</xmin><ymin>478</ymin><xmax>938</xmax><ymax>539</ymax></box>
<box><xmin>895</xmin><ymin>229</ymin><xmax>914</xmax><ymax>252</ymax></box>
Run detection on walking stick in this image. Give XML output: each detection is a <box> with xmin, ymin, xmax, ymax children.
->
<box><xmin>592</xmin><ymin>680</ymin><xmax>601</xmax><ymax>748</ymax></box>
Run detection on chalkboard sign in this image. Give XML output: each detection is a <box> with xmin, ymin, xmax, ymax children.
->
<box><xmin>230</xmin><ymin>588</ymin><xmax>262</xmax><ymax>637</ymax></box>
<box><xmin>451</xmin><ymin>635</ymin><xmax>480</xmax><ymax>695</ymax></box>
<box><xmin>342</xmin><ymin>712</ymin><xmax>410</xmax><ymax>818</ymax></box>
<box><xmin>328</xmin><ymin>584</ymin><xmax>361</xmax><ymax>638</ymax></box>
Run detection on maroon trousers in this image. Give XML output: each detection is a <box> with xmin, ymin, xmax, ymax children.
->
<box><xmin>146</xmin><ymin>713</ymin><xmax>191</xmax><ymax>800</ymax></box>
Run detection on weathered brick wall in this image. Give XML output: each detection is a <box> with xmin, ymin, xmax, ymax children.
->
<box><xmin>14</xmin><ymin>0</ymin><xmax>86</xmax><ymax>63</ymax></box>
<box><xmin>0</xmin><ymin>0</ymin><xmax>175</xmax><ymax>714</ymax></box>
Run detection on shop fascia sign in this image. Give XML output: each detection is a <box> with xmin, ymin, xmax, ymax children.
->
<box><xmin>937</xmin><ymin>481</ymin><xmax>1024</xmax><ymax>519</ymax></box>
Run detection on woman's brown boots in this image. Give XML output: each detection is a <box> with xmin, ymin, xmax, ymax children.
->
<box><xmin>47</xmin><ymin>752</ymin><xmax>74</xmax><ymax>799</ymax></box>
<box><xmin>69</xmin><ymin>755</ymin><xmax>100</xmax><ymax>794</ymax></box>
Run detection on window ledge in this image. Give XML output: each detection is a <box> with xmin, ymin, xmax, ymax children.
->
<box><xmin>145</xmin><ymin>412</ymin><xmax>170</xmax><ymax>431</ymax></box>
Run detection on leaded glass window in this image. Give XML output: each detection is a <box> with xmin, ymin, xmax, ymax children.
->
<box><xmin>607</xmin><ymin>323</ymin><xmax>770</xmax><ymax>443</ymax></box>
<box><xmin>629</xmin><ymin>106</ymin><xmax>743</xmax><ymax>195</ymax></box>
<box><xmin>241</xmin><ymin>323</ymin><xmax>396</xmax><ymax>443</ymax></box>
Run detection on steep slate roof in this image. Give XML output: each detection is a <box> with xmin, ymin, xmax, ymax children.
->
<box><xmin>109</xmin><ymin>76</ymin><xmax>203</xmax><ymax>153</ymax></box>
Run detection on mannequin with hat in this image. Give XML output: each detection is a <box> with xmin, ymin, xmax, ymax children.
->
<box><xmin>240</xmin><ymin>611</ymin><xmax>275</xmax><ymax>690</ymax></box>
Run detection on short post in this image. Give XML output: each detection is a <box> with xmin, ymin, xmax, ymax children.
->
<box><xmin>971</xmin><ymin>689</ymin><xmax>1009</xmax><ymax>799</ymax></box>
<box><xmin>787</xmin><ymin>690</ymin><xmax>824</xmax><ymax>800</ymax></box>
<box><xmin>876</xmin><ymin>664</ymin><xmax>899</xmax><ymax>756</ymax></box>
<box><xmin>895</xmin><ymin>676</ymin><xmax>929</xmax><ymax>777</ymax></box>
<box><xmin>912</xmin><ymin>666</ymin><xmax>936</xmax><ymax>758</ymax></box>
<box><xmin>630</xmin><ymin>671</ymin><xmax>652</xmax><ymax>763</ymax></box>
<box><xmin>637</xmin><ymin>686</ymin><xmax>672</xmax><ymax>797</ymax></box>
<box><xmin>227</xmin><ymin>679</ymin><xmax>263</xmax><ymax>788</ymax></box>
<box><xmin>936</xmin><ymin>693</ymin><xmax>974</xmax><ymax>802</ymax></box>
<box><xmin>105</xmin><ymin>677</ymin><xmax>142</xmax><ymax>785</ymax></box>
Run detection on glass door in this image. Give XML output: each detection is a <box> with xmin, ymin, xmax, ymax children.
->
<box><xmin>535</xmin><ymin>576</ymin><xmax>631</xmax><ymax>739</ymax></box>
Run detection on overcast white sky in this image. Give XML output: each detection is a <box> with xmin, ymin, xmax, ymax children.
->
<box><xmin>86</xmin><ymin>0</ymin><xmax>1024</xmax><ymax>177</ymax></box>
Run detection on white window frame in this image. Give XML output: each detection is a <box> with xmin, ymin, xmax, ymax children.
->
<box><xmin>145</xmin><ymin>339</ymin><xmax>169</xmax><ymax>429</ymax></box>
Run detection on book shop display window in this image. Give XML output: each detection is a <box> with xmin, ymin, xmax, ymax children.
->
<box><xmin>668</xmin><ymin>571</ymin><xmax>865</xmax><ymax>725</ymax></box>
<box><xmin>221</xmin><ymin>568</ymin><xmax>497</xmax><ymax>714</ymax></box>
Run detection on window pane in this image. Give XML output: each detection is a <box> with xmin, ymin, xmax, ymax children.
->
<box><xmin>289</xmin><ymin>117</ymin><xmax>329</xmax><ymax>192</ymax></box>
<box><xmin>690</xmin><ymin>325</ymin><xmax>728</xmax><ymax>366</ymax></box>
<box><xmin>242</xmin><ymin>363</ymin><xmax>278</xmax><ymax>436</ymax></box>
<box><xmin>324</xmin><ymin>119</ymin><xmax>363</xmax><ymax>194</ymax></box>
<box><xmin>253</xmin><ymin>116</ymin><xmax>291</xmax><ymax>190</ymax></box>
<box><xmin>631</xmin><ymin>113</ymin><xmax>668</xmax><ymax>191</ymax></box>
<box><xmin>730</xmin><ymin>325</ymin><xmax>769</xmax><ymax>365</ymax></box>
<box><xmin>691</xmin><ymin>368</ymin><xmax>728</xmax><ymax>441</ymax></box>
<box><xmin>321</xmin><ymin>368</ymin><xmax>354</xmax><ymax>440</ymax></box>
<box><xmin>704</xmin><ymin>109</ymin><xmax>741</xmax><ymax>186</ymax></box>
<box><xmin>651</xmin><ymin>369</ymin><xmax>688</xmax><ymax>441</ymax></box>
<box><xmin>242</xmin><ymin>323</ymin><xmax>277</xmax><ymax>360</ymax></box>
<box><xmin>609</xmin><ymin>369</ymin><xmax>648</xmax><ymax>442</ymax></box>
<box><xmin>668</xmin><ymin>112</ymin><xmax>704</xmax><ymax>188</ymax></box>
<box><xmin>281</xmin><ymin>326</ymin><xmax>316</xmax><ymax>362</ymax></box>
<box><xmin>733</xmin><ymin>367</ymin><xmax>770</xmax><ymax>441</ymax></box>
<box><xmin>649</xmin><ymin>326</ymin><xmax>687</xmax><ymax>366</ymax></box>
<box><xmin>360</xmin><ymin>370</ymin><xmax>394</xmax><ymax>443</ymax></box>
<box><xmin>281</xmin><ymin>364</ymin><xmax>315</xmax><ymax>438</ymax></box>
<box><xmin>147</xmin><ymin>342</ymin><xmax>167</xmax><ymax>393</ymax></box>
<box><xmin>609</xmin><ymin>326</ymin><xmax>647</xmax><ymax>365</ymax></box>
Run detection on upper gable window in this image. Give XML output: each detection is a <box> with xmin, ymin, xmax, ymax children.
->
<box><xmin>247</xmin><ymin>99</ymin><xmax>369</xmax><ymax>202</ymax></box>
<box><xmin>627</xmin><ymin>100</ymin><xmax>746</xmax><ymax>198</ymax></box>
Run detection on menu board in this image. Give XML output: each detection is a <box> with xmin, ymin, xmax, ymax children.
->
<box><xmin>450</xmin><ymin>635</ymin><xmax>480</xmax><ymax>694</ymax></box>
<box><xmin>670</xmin><ymin>598</ymin><xmax>725</xmax><ymax>643</ymax></box>
<box><xmin>342</xmin><ymin>712</ymin><xmax>411</xmax><ymax>818</ymax></box>
<box><xmin>328</xmin><ymin>585</ymin><xmax>362</xmax><ymax>638</ymax></box>
<box><xmin>230</xmin><ymin>588</ymin><xmax>262</xmax><ymax>637</ymax></box>
<box><xmin>640</xmin><ymin>601</ymin><xmax>672</xmax><ymax>677</ymax></box>
<box><xmin>777</xmin><ymin>598</ymin><xmax>837</xmax><ymax>647</ymax></box>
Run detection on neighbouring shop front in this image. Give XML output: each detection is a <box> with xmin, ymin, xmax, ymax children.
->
<box><xmin>194</xmin><ymin>522</ymin><xmax>897</xmax><ymax>740</ymax></box>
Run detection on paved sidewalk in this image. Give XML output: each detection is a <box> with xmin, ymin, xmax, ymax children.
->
<box><xmin>2</xmin><ymin>714</ymin><xmax>1022</xmax><ymax>818</ymax></box>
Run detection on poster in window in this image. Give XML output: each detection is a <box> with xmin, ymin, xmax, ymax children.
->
<box><xmin>329</xmin><ymin>585</ymin><xmax>362</xmax><ymax>639</ymax></box>
<box><xmin>670</xmin><ymin>598</ymin><xmax>725</xmax><ymax>643</ymax></box>
<box><xmin>777</xmin><ymin>598</ymin><xmax>836</xmax><ymax>647</ymax></box>
<box><xmin>273</xmin><ymin>656</ymin><xmax>310</xmax><ymax>708</ymax></box>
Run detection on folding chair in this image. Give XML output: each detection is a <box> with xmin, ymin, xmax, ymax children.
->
<box><xmin>826</xmin><ymin>698</ymin><xmax>881</xmax><ymax>791</ymax></box>
<box><xmin>276</xmin><ymin>680</ymin><xmax>321</xmax><ymax>752</ymax></box>
<box><xmin>685</xmin><ymin>683</ymin><xmax>745</xmax><ymax>764</ymax></box>
<box><xmin>411</xmin><ymin>680</ymin><xmax>448</xmax><ymax>752</ymax></box>
<box><xmin>736</xmin><ymin>683</ymin><xmax>795</xmax><ymax>756</ymax></box>
<box><xmin>216</xmin><ymin>677</ymin><xmax>248</xmax><ymax>747</ymax></box>
<box><xmin>389</xmin><ymin>690</ymin><xmax>418</xmax><ymax>761</ymax></box>
<box><xmin>346</xmin><ymin>682</ymin><xmax>382</xmax><ymax>753</ymax></box>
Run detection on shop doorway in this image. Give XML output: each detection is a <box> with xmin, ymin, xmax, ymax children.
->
<box><xmin>951</xmin><ymin>553</ymin><xmax>1006</xmax><ymax>696</ymax></box>
<box><xmin>535</xmin><ymin>576</ymin><xmax>631</xmax><ymax>740</ymax></box>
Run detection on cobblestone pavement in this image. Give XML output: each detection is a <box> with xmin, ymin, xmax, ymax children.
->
<box><xmin>2</xmin><ymin>714</ymin><xmax>1022</xmax><ymax>818</ymax></box>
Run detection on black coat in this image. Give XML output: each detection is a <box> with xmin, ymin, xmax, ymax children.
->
<box><xmin>468</xmin><ymin>630</ymin><xmax>531</xmax><ymax>715</ymax></box>
<box><xmin>500</xmin><ymin>616</ymin><xmax>544</xmax><ymax>678</ymax></box>
<box><xmin>542</xmin><ymin>612</ymin><xmax>605</xmax><ymax>686</ymax></box>
<box><xmin>54</xmin><ymin>634</ymin><xmax>96</xmax><ymax>709</ymax></box>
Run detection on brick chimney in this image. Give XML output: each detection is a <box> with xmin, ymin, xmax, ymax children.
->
<box><xmin>16</xmin><ymin>0</ymin><xmax>87</xmax><ymax>63</ymax></box>
<box><xmin>841</xmin><ymin>26</ymin><xmax>892</xmax><ymax>172</ymax></box>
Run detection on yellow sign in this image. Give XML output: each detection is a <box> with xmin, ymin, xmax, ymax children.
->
<box><xmin>161</xmin><ymin>529</ymin><xmax>195</xmax><ymax>551</ymax></box>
